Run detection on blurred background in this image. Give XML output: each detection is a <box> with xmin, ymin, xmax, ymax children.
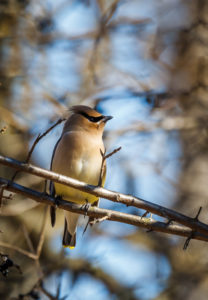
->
<box><xmin>1</xmin><ymin>0</ymin><xmax>208</xmax><ymax>299</ymax></box>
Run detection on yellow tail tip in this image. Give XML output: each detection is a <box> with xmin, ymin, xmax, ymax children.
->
<box><xmin>63</xmin><ymin>245</ymin><xmax>75</xmax><ymax>249</ymax></box>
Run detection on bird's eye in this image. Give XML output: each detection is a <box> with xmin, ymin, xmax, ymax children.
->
<box><xmin>88</xmin><ymin>115</ymin><xmax>104</xmax><ymax>123</ymax></box>
<box><xmin>89</xmin><ymin>116</ymin><xmax>97</xmax><ymax>122</ymax></box>
<box><xmin>79</xmin><ymin>112</ymin><xmax>104</xmax><ymax>123</ymax></box>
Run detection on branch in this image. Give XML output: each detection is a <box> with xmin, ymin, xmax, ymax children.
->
<box><xmin>104</xmin><ymin>146</ymin><xmax>122</xmax><ymax>160</ymax></box>
<box><xmin>1</xmin><ymin>155</ymin><xmax>208</xmax><ymax>236</ymax></box>
<box><xmin>0</xmin><ymin>241</ymin><xmax>37</xmax><ymax>260</ymax></box>
<box><xmin>1</xmin><ymin>178</ymin><xmax>208</xmax><ymax>243</ymax></box>
<box><xmin>36</xmin><ymin>206</ymin><xmax>48</xmax><ymax>259</ymax></box>
<box><xmin>98</xmin><ymin>147</ymin><xmax>121</xmax><ymax>186</ymax></box>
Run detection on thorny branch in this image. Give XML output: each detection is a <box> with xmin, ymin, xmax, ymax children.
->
<box><xmin>1</xmin><ymin>155</ymin><xmax>208</xmax><ymax>239</ymax></box>
<box><xmin>0</xmin><ymin>177</ymin><xmax>208</xmax><ymax>246</ymax></box>
<box><xmin>183</xmin><ymin>207</ymin><xmax>203</xmax><ymax>250</ymax></box>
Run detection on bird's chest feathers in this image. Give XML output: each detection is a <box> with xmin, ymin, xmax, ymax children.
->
<box><xmin>53</xmin><ymin>132</ymin><xmax>104</xmax><ymax>203</ymax></box>
<box><xmin>53</xmin><ymin>132</ymin><xmax>104</xmax><ymax>185</ymax></box>
<box><xmin>73</xmin><ymin>152</ymin><xmax>101</xmax><ymax>184</ymax></box>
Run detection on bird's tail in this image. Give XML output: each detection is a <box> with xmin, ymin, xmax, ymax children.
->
<box><xmin>62</xmin><ymin>220</ymin><xmax>76</xmax><ymax>248</ymax></box>
<box><xmin>62</xmin><ymin>212</ymin><xmax>79</xmax><ymax>249</ymax></box>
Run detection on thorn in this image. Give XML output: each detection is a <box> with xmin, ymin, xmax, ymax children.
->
<box><xmin>141</xmin><ymin>211</ymin><xmax>149</xmax><ymax>218</ymax></box>
<box><xmin>183</xmin><ymin>232</ymin><xmax>194</xmax><ymax>250</ymax></box>
<box><xmin>194</xmin><ymin>206</ymin><xmax>202</xmax><ymax>221</ymax></box>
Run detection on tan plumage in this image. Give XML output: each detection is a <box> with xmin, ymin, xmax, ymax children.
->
<box><xmin>50</xmin><ymin>105</ymin><xmax>112</xmax><ymax>248</ymax></box>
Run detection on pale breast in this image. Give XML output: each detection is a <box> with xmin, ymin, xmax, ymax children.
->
<box><xmin>52</xmin><ymin>131</ymin><xmax>104</xmax><ymax>204</ymax></box>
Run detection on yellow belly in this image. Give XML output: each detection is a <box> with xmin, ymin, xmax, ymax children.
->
<box><xmin>54</xmin><ymin>182</ymin><xmax>98</xmax><ymax>204</ymax></box>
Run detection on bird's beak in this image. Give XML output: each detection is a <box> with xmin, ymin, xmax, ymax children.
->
<box><xmin>102</xmin><ymin>115</ymin><xmax>113</xmax><ymax>123</ymax></box>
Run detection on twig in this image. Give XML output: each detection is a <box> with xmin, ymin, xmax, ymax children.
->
<box><xmin>26</xmin><ymin>118</ymin><xmax>65</xmax><ymax>164</ymax></box>
<box><xmin>25</xmin><ymin>275</ymin><xmax>67</xmax><ymax>300</ymax></box>
<box><xmin>21</xmin><ymin>215</ymin><xmax>43</xmax><ymax>275</ymax></box>
<box><xmin>98</xmin><ymin>147</ymin><xmax>121</xmax><ymax>186</ymax></box>
<box><xmin>1</xmin><ymin>155</ymin><xmax>208</xmax><ymax>236</ymax></box>
<box><xmin>11</xmin><ymin>118</ymin><xmax>65</xmax><ymax>181</ymax></box>
<box><xmin>38</xmin><ymin>281</ymin><xmax>57</xmax><ymax>300</ymax></box>
<box><xmin>104</xmin><ymin>146</ymin><xmax>122</xmax><ymax>160</ymax></box>
<box><xmin>0</xmin><ymin>241</ymin><xmax>37</xmax><ymax>260</ymax></box>
<box><xmin>183</xmin><ymin>207</ymin><xmax>202</xmax><ymax>250</ymax></box>
<box><xmin>1</xmin><ymin>177</ymin><xmax>208</xmax><ymax>242</ymax></box>
<box><xmin>1</xmin><ymin>201</ymin><xmax>38</xmax><ymax>216</ymax></box>
<box><xmin>195</xmin><ymin>206</ymin><xmax>202</xmax><ymax>221</ymax></box>
<box><xmin>98</xmin><ymin>149</ymin><xmax>106</xmax><ymax>186</ymax></box>
<box><xmin>89</xmin><ymin>215</ymin><xmax>109</xmax><ymax>225</ymax></box>
<box><xmin>36</xmin><ymin>206</ymin><xmax>48</xmax><ymax>259</ymax></box>
<box><xmin>22</xmin><ymin>224</ymin><xmax>35</xmax><ymax>253</ymax></box>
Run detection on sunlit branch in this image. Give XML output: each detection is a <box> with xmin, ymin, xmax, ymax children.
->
<box><xmin>0</xmin><ymin>177</ymin><xmax>208</xmax><ymax>243</ymax></box>
<box><xmin>1</xmin><ymin>155</ymin><xmax>208</xmax><ymax>237</ymax></box>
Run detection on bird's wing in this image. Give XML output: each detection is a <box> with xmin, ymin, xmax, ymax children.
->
<box><xmin>50</xmin><ymin>137</ymin><xmax>62</xmax><ymax>227</ymax></box>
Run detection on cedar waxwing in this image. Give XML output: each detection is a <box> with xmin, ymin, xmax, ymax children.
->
<box><xmin>50</xmin><ymin>105</ymin><xmax>113</xmax><ymax>248</ymax></box>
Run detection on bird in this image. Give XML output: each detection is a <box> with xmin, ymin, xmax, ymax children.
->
<box><xmin>50</xmin><ymin>105</ymin><xmax>113</xmax><ymax>248</ymax></box>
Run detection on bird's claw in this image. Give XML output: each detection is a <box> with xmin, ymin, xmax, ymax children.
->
<box><xmin>81</xmin><ymin>200</ymin><xmax>91</xmax><ymax>215</ymax></box>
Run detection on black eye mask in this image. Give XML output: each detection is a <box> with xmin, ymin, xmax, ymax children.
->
<box><xmin>79</xmin><ymin>112</ymin><xmax>104</xmax><ymax>123</ymax></box>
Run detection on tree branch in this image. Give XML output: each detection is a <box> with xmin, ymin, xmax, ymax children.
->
<box><xmin>0</xmin><ymin>177</ymin><xmax>208</xmax><ymax>243</ymax></box>
<box><xmin>0</xmin><ymin>241</ymin><xmax>37</xmax><ymax>260</ymax></box>
<box><xmin>1</xmin><ymin>155</ymin><xmax>208</xmax><ymax>237</ymax></box>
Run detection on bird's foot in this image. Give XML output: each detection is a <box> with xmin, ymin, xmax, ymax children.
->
<box><xmin>81</xmin><ymin>200</ymin><xmax>91</xmax><ymax>215</ymax></box>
